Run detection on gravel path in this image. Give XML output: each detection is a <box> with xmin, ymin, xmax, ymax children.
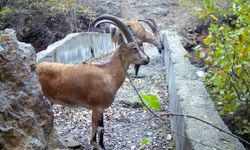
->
<box><xmin>53</xmin><ymin>0</ymin><xmax>186</xmax><ymax>149</ymax></box>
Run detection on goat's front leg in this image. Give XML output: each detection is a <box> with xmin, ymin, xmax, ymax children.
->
<box><xmin>98</xmin><ymin>113</ymin><xmax>105</xmax><ymax>149</ymax></box>
<box><xmin>91</xmin><ymin>109</ymin><xmax>106</xmax><ymax>150</ymax></box>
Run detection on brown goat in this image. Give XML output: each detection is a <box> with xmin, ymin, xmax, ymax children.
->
<box><xmin>36</xmin><ymin>14</ymin><xmax>150</xmax><ymax>150</ymax></box>
<box><xmin>130</xmin><ymin>19</ymin><xmax>163</xmax><ymax>53</ymax></box>
<box><xmin>97</xmin><ymin>18</ymin><xmax>164</xmax><ymax>76</ymax></box>
<box><xmin>130</xmin><ymin>19</ymin><xmax>164</xmax><ymax>76</ymax></box>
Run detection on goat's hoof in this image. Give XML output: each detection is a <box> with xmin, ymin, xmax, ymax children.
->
<box><xmin>100</xmin><ymin>147</ymin><xmax>107</xmax><ymax>150</ymax></box>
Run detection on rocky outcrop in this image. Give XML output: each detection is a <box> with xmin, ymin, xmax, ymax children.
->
<box><xmin>0</xmin><ymin>1</ymin><xmax>96</xmax><ymax>53</ymax></box>
<box><xmin>0</xmin><ymin>29</ymin><xmax>65</xmax><ymax>150</ymax></box>
<box><xmin>5</xmin><ymin>11</ymin><xmax>94</xmax><ymax>52</ymax></box>
<box><xmin>82</xmin><ymin>0</ymin><xmax>122</xmax><ymax>17</ymax></box>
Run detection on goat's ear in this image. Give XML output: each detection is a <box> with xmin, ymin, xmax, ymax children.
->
<box><xmin>117</xmin><ymin>33</ymin><xmax>126</xmax><ymax>46</ymax></box>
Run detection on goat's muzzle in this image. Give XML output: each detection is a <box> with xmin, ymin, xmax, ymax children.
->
<box><xmin>157</xmin><ymin>41</ymin><xmax>164</xmax><ymax>54</ymax></box>
<box><xmin>142</xmin><ymin>56</ymin><xmax>150</xmax><ymax>65</ymax></box>
<box><xmin>158</xmin><ymin>47</ymin><xmax>163</xmax><ymax>54</ymax></box>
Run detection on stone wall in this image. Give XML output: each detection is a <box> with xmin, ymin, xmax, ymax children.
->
<box><xmin>162</xmin><ymin>30</ymin><xmax>245</xmax><ymax>150</ymax></box>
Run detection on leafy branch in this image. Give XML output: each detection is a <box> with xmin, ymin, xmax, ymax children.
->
<box><xmin>195</xmin><ymin>0</ymin><xmax>250</xmax><ymax>137</ymax></box>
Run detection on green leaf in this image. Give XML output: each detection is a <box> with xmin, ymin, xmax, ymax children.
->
<box><xmin>217</xmin><ymin>101</ymin><xmax>223</xmax><ymax>105</ymax></box>
<box><xmin>194</xmin><ymin>45</ymin><xmax>202</xmax><ymax>51</ymax></box>
<box><xmin>140</xmin><ymin>138</ymin><xmax>151</xmax><ymax>147</ymax></box>
<box><xmin>141</xmin><ymin>94</ymin><xmax>161</xmax><ymax>110</ymax></box>
<box><xmin>195</xmin><ymin>50</ymin><xmax>201</xmax><ymax>57</ymax></box>
<box><xmin>242</xmin><ymin>45</ymin><xmax>249</xmax><ymax>58</ymax></box>
<box><xmin>215</xmin><ymin>48</ymin><xmax>223</xmax><ymax>58</ymax></box>
<box><xmin>203</xmin><ymin>34</ymin><xmax>213</xmax><ymax>45</ymax></box>
<box><xmin>205</xmin><ymin>0</ymin><xmax>210</xmax><ymax>3</ymax></box>
<box><xmin>243</xmin><ymin>119</ymin><xmax>248</xmax><ymax>124</ymax></box>
<box><xmin>184</xmin><ymin>53</ymin><xmax>189</xmax><ymax>58</ymax></box>
<box><xmin>210</xmin><ymin>14</ymin><xmax>218</xmax><ymax>21</ymax></box>
<box><xmin>199</xmin><ymin>13</ymin><xmax>205</xmax><ymax>19</ymax></box>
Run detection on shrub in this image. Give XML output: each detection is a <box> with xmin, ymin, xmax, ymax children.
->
<box><xmin>0</xmin><ymin>6</ymin><xmax>14</xmax><ymax>28</ymax></box>
<box><xmin>195</xmin><ymin>0</ymin><xmax>249</xmax><ymax>138</ymax></box>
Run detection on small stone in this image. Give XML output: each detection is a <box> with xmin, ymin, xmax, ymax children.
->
<box><xmin>63</xmin><ymin>136</ymin><xmax>81</xmax><ymax>148</ymax></box>
<box><xmin>196</xmin><ymin>70</ymin><xmax>205</xmax><ymax>78</ymax></box>
<box><xmin>147</xmin><ymin>132</ymin><xmax>153</xmax><ymax>136</ymax></box>
<box><xmin>0</xmin><ymin>44</ymin><xmax>4</xmax><ymax>52</ymax></box>
<box><xmin>130</xmin><ymin>145</ymin><xmax>136</xmax><ymax>149</ymax></box>
<box><xmin>167</xmin><ymin>134</ymin><xmax>172</xmax><ymax>140</ymax></box>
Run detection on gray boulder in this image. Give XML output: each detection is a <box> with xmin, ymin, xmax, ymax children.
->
<box><xmin>0</xmin><ymin>29</ymin><xmax>65</xmax><ymax>150</ymax></box>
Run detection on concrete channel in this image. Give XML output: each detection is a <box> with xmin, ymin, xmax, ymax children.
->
<box><xmin>162</xmin><ymin>30</ymin><xmax>245</xmax><ymax>150</ymax></box>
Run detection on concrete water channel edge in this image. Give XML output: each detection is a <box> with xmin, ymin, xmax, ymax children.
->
<box><xmin>162</xmin><ymin>30</ymin><xmax>245</xmax><ymax>150</ymax></box>
<box><xmin>36</xmin><ymin>32</ymin><xmax>114</xmax><ymax>64</ymax></box>
<box><xmin>36</xmin><ymin>31</ymin><xmax>245</xmax><ymax>150</ymax></box>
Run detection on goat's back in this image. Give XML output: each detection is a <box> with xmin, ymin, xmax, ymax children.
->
<box><xmin>127</xmin><ymin>20</ymin><xmax>146</xmax><ymax>40</ymax></box>
<box><xmin>36</xmin><ymin>62</ymin><xmax>116</xmax><ymax>109</ymax></box>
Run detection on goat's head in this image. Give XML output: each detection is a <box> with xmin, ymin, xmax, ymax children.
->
<box><xmin>118</xmin><ymin>37</ymin><xmax>149</xmax><ymax>65</ymax></box>
<box><xmin>139</xmin><ymin>19</ymin><xmax>164</xmax><ymax>53</ymax></box>
<box><xmin>91</xmin><ymin>14</ymin><xmax>150</xmax><ymax>65</ymax></box>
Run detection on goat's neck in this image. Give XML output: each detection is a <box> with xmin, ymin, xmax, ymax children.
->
<box><xmin>107</xmin><ymin>51</ymin><xmax>129</xmax><ymax>88</ymax></box>
<box><xmin>144</xmin><ymin>32</ymin><xmax>163</xmax><ymax>50</ymax></box>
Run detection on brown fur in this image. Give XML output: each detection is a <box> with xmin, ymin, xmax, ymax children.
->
<box><xmin>127</xmin><ymin>20</ymin><xmax>153</xmax><ymax>44</ymax></box>
<box><xmin>126</xmin><ymin>20</ymin><xmax>163</xmax><ymax>76</ymax></box>
<box><xmin>109</xmin><ymin>20</ymin><xmax>162</xmax><ymax>49</ymax></box>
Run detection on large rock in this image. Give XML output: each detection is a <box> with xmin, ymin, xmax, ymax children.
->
<box><xmin>0</xmin><ymin>29</ymin><xmax>65</xmax><ymax>150</ymax></box>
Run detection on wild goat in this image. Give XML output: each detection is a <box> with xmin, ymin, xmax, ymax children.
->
<box><xmin>36</xmin><ymin>14</ymin><xmax>150</xmax><ymax>150</ymax></box>
<box><xmin>95</xmin><ymin>18</ymin><xmax>164</xmax><ymax>76</ymax></box>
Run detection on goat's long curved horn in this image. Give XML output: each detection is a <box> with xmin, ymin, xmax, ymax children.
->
<box><xmin>91</xmin><ymin>14</ymin><xmax>135</xmax><ymax>43</ymax></box>
<box><xmin>138</xmin><ymin>19</ymin><xmax>156</xmax><ymax>33</ymax></box>
<box><xmin>147</xmin><ymin>19</ymin><xmax>159</xmax><ymax>33</ymax></box>
<box><xmin>93</xmin><ymin>20</ymin><xmax>116</xmax><ymax>28</ymax></box>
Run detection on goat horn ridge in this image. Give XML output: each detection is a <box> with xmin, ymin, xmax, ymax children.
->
<box><xmin>138</xmin><ymin>19</ymin><xmax>156</xmax><ymax>33</ymax></box>
<box><xmin>93</xmin><ymin>20</ymin><xmax>117</xmax><ymax>28</ymax></box>
<box><xmin>147</xmin><ymin>18</ymin><xmax>159</xmax><ymax>32</ymax></box>
<box><xmin>91</xmin><ymin>14</ymin><xmax>135</xmax><ymax>43</ymax></box>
